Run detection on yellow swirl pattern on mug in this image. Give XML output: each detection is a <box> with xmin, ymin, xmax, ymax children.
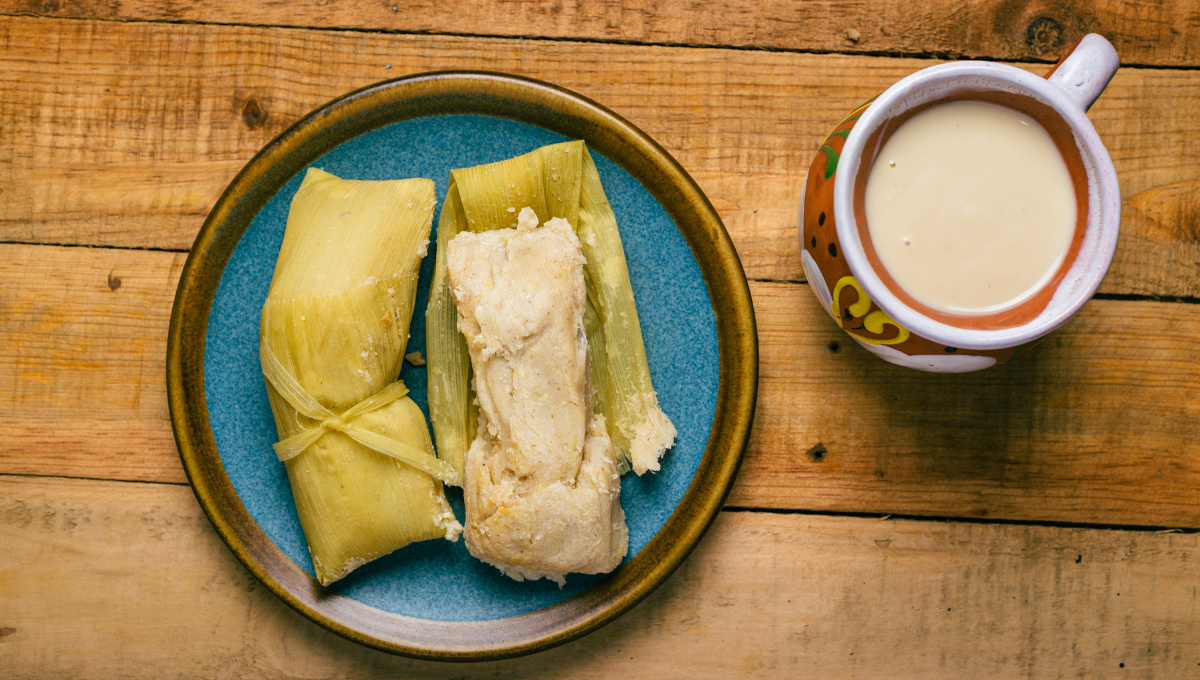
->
<box><xmin>832</xmin><ymin>276</ymin><xmax>871</xmax><ymax>327</ymax></box>
<box><xmin>832</xmin><ymin>275</ymin><xmax>911</xmax><ymax>345</ymax></box>
<box><xmin>858</xmin><ymin>310</ymin><xmax>910</xmax><ymax>345</ymax></box>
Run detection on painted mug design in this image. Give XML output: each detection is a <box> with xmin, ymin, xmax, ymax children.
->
<box><xmin>798</xmin><ymin>34</ymin><xmax>1120</xmax><ymax>373</ymax></box>
<box><xmin>800</xmin><ymin>98</ymin><xmax>1020</xmax><ymax>372</ymax></box>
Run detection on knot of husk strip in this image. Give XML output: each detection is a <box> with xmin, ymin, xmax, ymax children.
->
<box><xmin>260</xmin><ymin>342</ymin><xmax>462</xmax><ymax>486</ymax></box>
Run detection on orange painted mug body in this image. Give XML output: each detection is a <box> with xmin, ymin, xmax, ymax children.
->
<box><xmin>798</xmin><ymin>35</ymin><xmax>1122</xmax><ymax>372</ymax></box>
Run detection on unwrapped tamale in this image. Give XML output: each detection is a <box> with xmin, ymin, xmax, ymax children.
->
<box><xmin>449</xmin><ymin>208</ymin><xmax>628</xmax><ymax>585</ymax></box>
<box><xmin>260</xmin><ymin>167</ymin><xmax>462</xmax><ymax>586</ymax></box>
<box><xmin>427</xmin><ymin>141</ymin><xmax>676</xmax><ymax>477</ymax></box>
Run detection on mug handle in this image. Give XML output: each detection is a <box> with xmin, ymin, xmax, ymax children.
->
<box><xmin>1045</xmin><ymin>33</ymin><xmax>1120</xmax><ymax>112</ymax></box>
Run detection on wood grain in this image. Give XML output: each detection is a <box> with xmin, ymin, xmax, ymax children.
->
<box><xmin>0</xmin><ymin>244</ymin><xmax>186</xmax><ymax>483</ymax></box>
<box><xmin>2</xmin><ymin>474</ymin><xmax>1199</xmax><ymax>678</ymax></box>
<box><xmin>4</xmin><ymin>5</ymin><xmax>1197</xmax><ymax>670</ymax></box>
<box><xmin>4</xmin><ymin>0</ymin><xmax>1199</xmax><ymax>67</ymax></box>
<box><xmin>5</xmin><ymin>243</ymin><xmax>1199</xmax><ymax>527</ymax></box>
<box><xmin>1</xmin><ymin>16</ymin><xmax>1198</xmax><ymax>296</ymax></box>
<box><xmin>737</xmin><ymin>282</ymin><xmax>1200</xmax><ymax>527</ymax></box>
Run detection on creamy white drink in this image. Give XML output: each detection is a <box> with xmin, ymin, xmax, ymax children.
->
<box><xmin>864</xmin><ymin>100</ymin><xmax>1076</xmax><ymax>315</ymax></box>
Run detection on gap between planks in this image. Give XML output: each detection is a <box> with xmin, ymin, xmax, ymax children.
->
<box><xmin>3</xmin><ymin>470</ymin><xmax>1198</xmax><ymax>536</ymax></box>
<box><xmin>3</xmin><ymin>0</ymin><xmax>1200</xmax><ymax>68</ymax></box>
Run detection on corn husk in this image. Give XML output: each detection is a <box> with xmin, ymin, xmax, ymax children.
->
<box><xmin>425</xmin><ymin>181</ymin><xmax>475</xmax><ymax>475</ymax></box>
<box><xmin>260</xmin><ymin>167</ymin><xmax>461</xmax><ymax>586</ymax></box>
<box><xmin>427</xmin><ymin>141</ymin><xmax>676</xmax><ymax>475</ymax></box>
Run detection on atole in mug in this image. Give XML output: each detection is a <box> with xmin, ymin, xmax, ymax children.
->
<box><xmin>798</xmin><ymin>34</ymin><xmax>1122</xmax><ymax>373</ymax></box>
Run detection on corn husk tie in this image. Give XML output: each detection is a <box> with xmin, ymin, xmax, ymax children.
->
<box><xmin>261</xmin><ymin>341</ymin><xmax>462</xmax><ymax>486</ymax></box>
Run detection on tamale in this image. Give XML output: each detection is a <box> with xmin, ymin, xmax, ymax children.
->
<box><xmin>427</xmin><ymin>141</ymin><xmax>676</xmax><ymax>476</ymax></box>
<box><xmin>450</xmin><ymin>208</ymin><xmax>628</xmax><ymax>585</ymax></box>
<box><xmin>260</xmin><ymin>167</ymin><xmax>462</xmax><ymax>586</ymax></box>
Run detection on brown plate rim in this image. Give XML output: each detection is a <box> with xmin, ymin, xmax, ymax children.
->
<box><xmin>166</xmin><ymin>70</ymin><xmax>759</xmax><ymax>662</ymax></box>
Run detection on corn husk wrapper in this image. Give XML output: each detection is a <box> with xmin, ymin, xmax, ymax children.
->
<box><xmin>427</xmin><ymin>141</ymin><xmax>676</xmax><ymax>476</ymax></box>
<box><xmin>425</xmin><ymin>182</ymin><xmax>476</xmax><ymax>476</ymax></box>
<box><xmin>260</xmin><ymin>168</ymin><xmax>461</xmax><ymax>586</ymax></box>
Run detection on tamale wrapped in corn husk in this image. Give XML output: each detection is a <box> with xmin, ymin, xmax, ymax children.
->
<box><xmin>260</xmin><ymin>167</ymin><xmax>462</xmax><ymax>586</ymax></box>
<box><xmin>427</xmin><ymin>141</ymin><xmax>676</xmax><ymax>476</ymax></box>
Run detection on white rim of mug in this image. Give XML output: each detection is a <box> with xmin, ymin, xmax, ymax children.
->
<box><xmin>832</xmin><ymin>60</ymin><xmax>1121</xmax><ymax>351</ymax></box>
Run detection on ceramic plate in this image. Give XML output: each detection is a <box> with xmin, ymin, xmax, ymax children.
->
<box><xmin>167</xmin><ymin>71</ymin><xmax>757</xmax><ymax>661</ymax></box>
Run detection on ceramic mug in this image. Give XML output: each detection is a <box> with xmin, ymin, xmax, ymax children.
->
<box><xmin>798</xmin><ymin>34</ymin><xmax>1121</xmax><ymax>372</ymax></box>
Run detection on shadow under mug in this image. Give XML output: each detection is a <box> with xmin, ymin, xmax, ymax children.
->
<box><xmin>798</xmin><ymin>34</ymin><xmax>1122</xmax><ymax>373</ymax></box>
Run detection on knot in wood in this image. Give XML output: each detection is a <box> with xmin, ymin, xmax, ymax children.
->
<box><xmin>806</xmin><ymin>443</ymin><xmax>828</xmax><ymax>462</ymax></box>
<box><xmin>242</xmin><ymin>98</ymin><xmax>268</xmax><ymax>130</ymax></box>
<box><xmin>1025</xmin><ymin>16</ymin><xmax>1064</xmax><ymax>54</ymax></box>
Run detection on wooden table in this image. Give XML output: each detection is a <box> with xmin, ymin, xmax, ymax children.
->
<box><xmin>2</xmin><ymin>2</ymin><xmax>1199</xmax><ymax>676</ymax></box>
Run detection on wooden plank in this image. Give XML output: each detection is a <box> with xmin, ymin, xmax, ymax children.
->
<box><xmin>1</xmin><ymin>16</ymin><xmax>1198</xmax><ymax>295</ymax></box>
<box><xmin>3</xmin><ymin>474</ymin><xmax>1199</xmax><ymax>677</ymax></box>
<box><xmin>4</xmin><ymin>243</ymin><xmax>1200</xmax><ymax>527</ymax></box>
<box><xmin>736</xmin><ymin>282</ymin><xmax>1200</xmax><ymax>527</ymax></box>
<box><xmin>0</xmin><ymin>244</ymin><xmax>186</xmax><ymax>484</ymax></box>
<box><xmin>4</xmin><ymin>0</ymin><xmax>1199</xmax><ymax>67</ymax></box>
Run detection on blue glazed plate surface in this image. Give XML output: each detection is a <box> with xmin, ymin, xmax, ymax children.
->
<box><xmin>204</xmin><ymin>114</ymin><xmax>718</xmax><ymax>622</ymax></box>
